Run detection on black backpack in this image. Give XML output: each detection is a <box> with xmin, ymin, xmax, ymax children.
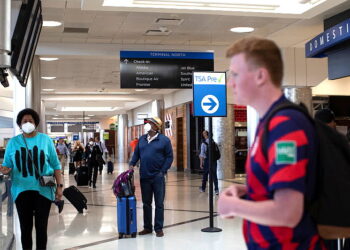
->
<box><xmin>262</xmin><ymin>101</ymin><xmax>350</xmax><ymax>239</ymax></box>
<box><xmin>204</xmin><ymin>141</ymin><xmax>221</xmax><ymax>161</ymax></box>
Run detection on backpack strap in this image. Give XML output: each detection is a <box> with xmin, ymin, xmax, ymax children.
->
<box><xmin>261</xmin><ymin>101</ymin><xmax>314</xmax><ymax>158</ymax></box>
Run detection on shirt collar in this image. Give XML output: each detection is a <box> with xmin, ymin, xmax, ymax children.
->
<box><xmin>260</xmin><ymin>94</ymin><xmax>287</xmax><ymax>122</ymax></box>
<box><xmin>147</xmin><ymin>133</ymin><xmax>159</xmax><ymax>143</ymax></box>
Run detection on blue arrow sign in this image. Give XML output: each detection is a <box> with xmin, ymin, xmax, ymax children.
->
<box><xmin>193</xmin><ymin>72</ymin><xmax>227</xmax><ymax>117</ymax></box>
<box><xmin>203</xmin><ymin>97</ymin><xmax>217</xmax><ymax>110</ymax></box>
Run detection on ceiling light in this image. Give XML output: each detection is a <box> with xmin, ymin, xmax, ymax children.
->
<box><xmin>135</xmin><ymin>89</ymin><xmax>148</xmax><ymax>92</ymax></box>
<box><xmin>61</xmin><ymin>107</ymin><xmax>120</xmax><ymax>112</ymax></box>
<box><xmin>43</xmin><ymin>21</ymin><xmax>62</xmax><ymax>27</ymax></box>
<box><xmin>53</xmin><ymin>92</ymin><xmax>132</xmax><ymax>95</ymax></box>
<box><xmin>52</xmin><ymin>117</ymin><xmax>91</xmax><ymax>120</ymax></box>
<box><xmin>42</xmin><ymin>89</ymin><xmax>55</xmax><ymax>91</ymax></box>
<box><xmin>103</xmin><ymin>0</ymin><xmax>324</xmax><ymax>15</ymax></box>
<box><xmin>230</xmin><ymin>27</ymin><xmax>255</xmax><ymax>33</ymax></box>
<box><xmin>44</xmin><ymin>96</ymin><xmax>135</xmax><ymax>101</ymax></box>
<box><xmin>88</xmin><ymin>115</ymin><xmax>95</xmax><ymax>117</ymax></box>
<box><xmin>41</xmin><ymin>76</ymin><xmax>56</xmax><ymax>80</ymax></box>
<box><xmin>40</xmin><ymin>57</ymin><xmax>59</xmax><ymax>61</ymax></box>
<box><xmin>54</xmin><ymin>115</ymin><xmax>59</xmax><ymax>117</ymax></box>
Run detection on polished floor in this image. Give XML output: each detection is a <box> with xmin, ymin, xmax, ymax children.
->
<box><xmin>14</xmin><ymin>163</ymin><xmax>246</xmax><ymax>250</ymax></box>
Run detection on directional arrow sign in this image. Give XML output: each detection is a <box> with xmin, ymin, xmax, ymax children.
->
<box><xmin>201</xmin><ymin>95</ymin><xmax>219</xmax><ymax>114</ymax></box>
<box><xmin>193</xmin><ymin>71</ymin><xmax>227</xmax><ymax>117</ymax></box>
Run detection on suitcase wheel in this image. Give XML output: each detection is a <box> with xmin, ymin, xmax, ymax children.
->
<box><xmin>78</xmin><ymin>209</ymin><xmax>83</xmax><ymax>214</ymax></box>
<box><xmin>131</xmin><ymin>233</ymin><xmax>137</xmax><ymax>238</ymax></box>
<box><xmin>119</xmin><ymin>233</ymin><xmax>124</xmax><ymax>239</ymax></box>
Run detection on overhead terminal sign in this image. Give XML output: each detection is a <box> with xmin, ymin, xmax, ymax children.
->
<box><xmin>193</xmin><ymin>72</ymin><xmax>227</xmax><ymax>117</ymax></box>
<box><xmin>305</xmin><ymin>18</ymin><xmax>350</xmax><ymax>58</ymax></box>
<box><xmin>120</xmin><ymin>51</ymin><xmax>214</xmax><ymax>89</ymax></box>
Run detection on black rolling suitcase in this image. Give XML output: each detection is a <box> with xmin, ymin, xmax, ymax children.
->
<box><xmin>107</xmin><ymin>161</ymin><xmax>114</xmax><ymax>174</ymax></box>
<box><xmin>63</xmin><ymin>185</ymin><xmax>88</xmax><ymax>213</ymax></box>
<box><xmin>74</xmin><ymin>166</ymin><xmax>89</xmax><ymax>186</ymax></box>
<box><xmin>69</xmin><ymin>162</ymin><xmax>75</xmax><ymax>175</ymax></box>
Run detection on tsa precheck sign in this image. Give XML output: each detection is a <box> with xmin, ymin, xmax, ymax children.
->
<box><xmin>193</xmin><ymin>72</ymin><xmax>227</xmax><ymax>117</ymax></box>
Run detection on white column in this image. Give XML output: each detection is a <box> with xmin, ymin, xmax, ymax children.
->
<box><xmin>11</xmin><ymin>73</ymin><xmax>25</xmax><ymax>135</ymax></box>
<box><xmin>247</xmin><ymin>106</ymin><xmax>259</xmax><ymax>150</ymax></box>
<box><xmin>117</xmin><ymin>114</ymin><xmax>128</xmax><ymax>163</ymax></box>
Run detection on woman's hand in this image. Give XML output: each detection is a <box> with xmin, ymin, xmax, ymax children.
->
<box><xmin>0</xmin><ymin>165</ymin><xmax>11</xmax><ymax>175</ymax></box>
<box><xmin>55</xmin><ymin>187</ymin><xmax>63</xmax><ymax>200</ymax></box>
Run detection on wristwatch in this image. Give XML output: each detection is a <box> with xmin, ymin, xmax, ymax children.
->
<box><xmin>57</xmin><ymin>183</ymin><xmax>63</xmax><ymax>188</ymax></box>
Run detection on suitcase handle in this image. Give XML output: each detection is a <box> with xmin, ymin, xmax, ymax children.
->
<box><xmin>130</xmin><ymin>207</ymin><xmax>133</xmax><ymax>224</ymax></box>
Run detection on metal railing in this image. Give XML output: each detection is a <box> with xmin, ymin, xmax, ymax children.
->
<box><xmin>0</xmin><ymin>173</ymin><xmax>14</xmax><ymax>250</ymax></box>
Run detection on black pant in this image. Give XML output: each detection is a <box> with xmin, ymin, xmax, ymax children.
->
<box><xmin>88</xmin><ymin>160</ymin><xmax>99</xmax><ymax>185</ymax></box>
<box><xmin>15</xmin><ymin>191</ymin><xmax>52</xmax><ymax>250</ymax></box>
<box><xmin>201</xmin><ymin>159</ymin><xmax>219</xmax><ymax>191</ymax></box>
<box><xmin>140</xmin><ymin>173</ymin><xmax>165</xmax><ymax>232</ymax></box>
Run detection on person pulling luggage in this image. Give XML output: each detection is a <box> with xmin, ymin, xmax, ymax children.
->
<box><xmin>85</xmin><ymin>138</ymin><xmax>102</xmax><ymax>188</ymax></box>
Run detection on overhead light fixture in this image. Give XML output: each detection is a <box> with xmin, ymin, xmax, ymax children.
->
<box><xmin>61</xmin><ymin>107</ymin><xmax>120</xmax><ymax>112</ymax></box>
<box><xmin>41</xmin><ymin>76</ymin><xmax>56</xmax><ymax>80</ymax></box>
<box><xmin>135</xmin><ymin>89</ymin><xmax>148</xmax><ymax>92</ymax></box>
<box><xmin>54</xmin><ymin>115</ymin><xmax>59</xmax><ymax>117</ymax></box>
<box><xmin>43</xmin><ymin>21</ymin><xmax>62</xmax><ymax>27</ymax></box>
<box><xmin>44</xmin><ymin>96</ymin><xmax>135</xmax><ymax>101</ymax></box>
<box><xmin>53</xmin><ymin>91</ymin><xmax>132</xmax><ymax>95</ymax></box>
<box><xmin>52</xmin><ymin>117</ymin><xmax>91</xmax><ymax>120</ymax></box>
<box><xmin>40</xmin><ymin>57</ymin><xmax>59</xmax><ymax>61</ymax></box>
<box><xmin>103</xmin><ymin>0</ymin><xmax>326</xmax><ymax>14</ymax></box>
<box><xmin>88</xmin><ymin>114</ymin><xmax>95</xmax><ymax>117</ymax></box>
<box><xmin>230</xmin><ymin>27</ymin><xmax>255</xmax><ymax>33</ymax></box>
<box><xmin>42</xmin><ymin>89</ymin><xmax>55</xmax><ymax>92</ymax></box>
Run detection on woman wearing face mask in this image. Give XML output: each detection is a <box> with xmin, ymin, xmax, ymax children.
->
<box><xmin>85</xmin><ymin>138</ymin><xmax>102</xmax><ymax>188</ymax></box>
<box><xmin>0</xmin><ymin>108</ymin><xmax>63</xmax><ymax>250</ymax></box>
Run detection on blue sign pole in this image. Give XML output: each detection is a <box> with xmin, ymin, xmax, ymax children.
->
<box><xmin>193</xmin><ymin>71</ymin><xmax>226</xmax><ymax>233</ymax></box>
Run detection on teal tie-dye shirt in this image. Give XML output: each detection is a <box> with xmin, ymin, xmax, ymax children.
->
<box><xmin>2</xmin><ymin>133</ymin><xmax>61</xmax><ymax>201</ymax></box>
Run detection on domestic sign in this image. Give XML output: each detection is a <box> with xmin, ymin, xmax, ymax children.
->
<box><xmin>193</xmin><ymin>72</ymin><xmax>227</xmax><ymax>117</ymax></box>
<box><xmin>120</xmin><ymin>51</ymin><xmax>214</xmax><ymax>88</ymax></box>
<box><xmin>305</xmin><ymin>18</ymin><xmax>350</xmax><ymax>58</ymax></box>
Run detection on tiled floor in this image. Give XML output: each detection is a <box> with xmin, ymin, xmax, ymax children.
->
<box><xmin>15</xmin><ymin>163</ymin><xmax>247</xmax><ymax>250</ymax></box>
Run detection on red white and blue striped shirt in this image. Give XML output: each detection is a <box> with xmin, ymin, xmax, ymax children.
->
<box><xmin>244</xmin><ymin>95</ymin><xmax>325</xmax><ymax>250</ymax></box>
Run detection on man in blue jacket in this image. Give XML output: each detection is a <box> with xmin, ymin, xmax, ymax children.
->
<box><xmin>130</xmin><ymin>117</ymin><xmax>173</xmax><ymax>237</ymax></box>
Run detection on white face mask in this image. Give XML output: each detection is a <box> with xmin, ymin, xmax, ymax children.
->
<box><xmin>144</xmin><ymin>123</ymin><xmax>152</xmax><ymax>133</ymax></box>
<box><xmin>89</xmin><ymin>141</ymin><xmax>94</xmax><ymax>145</ymax></box>
<box><xmin>22</xmin><ymin>122</ymin><xmax>36</xmax><ymax>134</ymax></box>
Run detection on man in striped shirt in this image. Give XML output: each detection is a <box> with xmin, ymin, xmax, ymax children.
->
<box><xmin>218</xmin><ymin>37</ymin><xmax>325</xmax><ymax>249</ymax></box>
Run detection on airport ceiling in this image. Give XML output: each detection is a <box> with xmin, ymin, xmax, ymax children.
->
<box><xmin>37</xmin><ymin>0</ymin><xmax>350</xmax><ymax>120</ymax></box>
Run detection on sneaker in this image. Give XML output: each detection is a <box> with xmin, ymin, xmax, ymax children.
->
<box><xmin>199</xmin><ymin>187</ymin><xmax>205</xmax><ymax>193</ymax></box>
<box><xmin>215</xmin><ymin>190</ymin><xmax>219</xmax><ymax>195</ymax></box>
<box><xmin>93</xmin><ymin>184</ymin><xmax>96</xmax><ymax>188</ymax></box>
<box><xmin>138</xmin><ymin>229</ymin><xmax>152</xmax><ymax>235</ymax></box>
<box><xmin>156</xmin><ymin>230</ymin><xmax>164</xmax><ymax>237</ymax></box>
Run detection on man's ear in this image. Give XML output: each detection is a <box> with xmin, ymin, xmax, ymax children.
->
<box><xmin>255</xmin><ymin>67</ymin><xmax>269</xmax><ymax>87</ymax></box>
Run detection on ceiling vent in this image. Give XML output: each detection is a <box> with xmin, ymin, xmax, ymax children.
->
<box><xmin>63</xmin><ymin>27</ymin><xmax>89</xmax><ymax>33</ymax></box>
<box><xmin>144</xmin><ymin>29</ymin><xmax>171</xmax><ymax>36</ymax></box>
<box><xmin>155</xmin><ymin>18</ymin><xmax>184</xmax><ymax>26</ymax></box>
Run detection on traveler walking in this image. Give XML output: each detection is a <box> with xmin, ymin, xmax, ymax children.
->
<box><xmin>56</xmin><ymin>138</ymin><xmax>69</xmax><ymax>175</ymax></box>
<box><xmin>85</xmin><ymin>138</ymin><xmax>102</xmax><ymax>188</ymax></box>
<box><xmin>199</xmin><ymin>130</ymin><xmax>219</xmax><ymax>195</ymax></box>
<box><xmin>94</xmin><ymin>136</ymin><xmax>108</xmax><ymax>174</ymax></box>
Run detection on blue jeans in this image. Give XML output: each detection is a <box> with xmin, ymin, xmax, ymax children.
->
<box><xmin>140</xmin><ymin>173</ymin><xmax>165</xmax><ymax>232</ymax></box>
<box><xmin>201</xmin><ymin>159</ymin><xmax>219</xmax><ymax>191</ymax></box>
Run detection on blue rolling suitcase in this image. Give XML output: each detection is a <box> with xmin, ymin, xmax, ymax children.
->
<box><xmin>117</xmin><ymin>196</ymin><xmax>137</xmax><ymax>238</ymax></box>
